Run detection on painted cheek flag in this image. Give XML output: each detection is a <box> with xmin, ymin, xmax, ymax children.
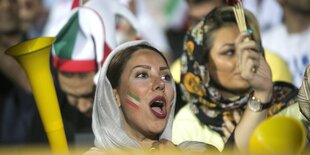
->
<box><xmin>126</xmin><ymin>92</ymin><xmax>141</xmax><ymax>109</ymax></box>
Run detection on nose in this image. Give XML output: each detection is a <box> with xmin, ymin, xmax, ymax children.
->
<box><xmin>153</xmin><ymin>77</ymin><xmax>165</xmax><ymax>91</ymax></box>
<box><xmin>77</xmin><ymin>98</ymin><xmax>93</xmax><ymax>114</ymax></box>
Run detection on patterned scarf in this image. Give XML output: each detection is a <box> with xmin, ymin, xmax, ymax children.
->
<box><xmin>179</xmin><ymin>7</ymin><xmax>299</xmax><ymax>137</ymax></box>
<box><xmin>298</xmin><ymin>65</ymin><xmax>310</xmax><ymax>121</ymax></box>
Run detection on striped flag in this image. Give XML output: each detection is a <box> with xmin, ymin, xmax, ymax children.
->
<box><xmin>52</xmin><ymin>0</ymin><xmax>139</xmax><ymax>73</ymax></box>
<box><xmin>126</xmin><ymin>92</ymin><xmax>141</xmax><ymax>109</ymax></box>
<box><xmin>71</xmin><ymin>0</ymin><xmax>81</xmax><ymax>9</ymax></box>
<box><xmin>52</xmin><ymin>6</ymin><xmax>111</xmax><ymax>72</ymax></box>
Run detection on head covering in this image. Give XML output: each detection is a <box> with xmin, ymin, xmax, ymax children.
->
<box><xmin>52</xmin><ymin>0</ymin><xmax>139</xmax><ymax>73</ymax></box>
<box><xmin>297</xmin><ymin>64</ymin><xmax>310</xmax><ymax>121</ymax></box>
<box><xmin>90</xmin><ymin>40</ymin><xmax>176</xmax><ymax>151</ymax></box>
<box><xmin>179</xmin><ymin>6</ymin><xmax>298</xmax><ymax>137</ymax></box>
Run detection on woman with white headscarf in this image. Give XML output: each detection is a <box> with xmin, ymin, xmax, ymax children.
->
<box><xmin>87</xmin><ymin>40</ymin><xmax>178</xmax><ymax>153</ymax></box>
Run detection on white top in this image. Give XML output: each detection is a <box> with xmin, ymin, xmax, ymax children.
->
<box><xmin>262</xmin><ymin>24</ymin><xmax>310</xmax><ymax>87</ymax></box>
<box><xmin>172</xmin><ymin>104</ymin><xmax>224</xmax><ymax>152</ymax></box>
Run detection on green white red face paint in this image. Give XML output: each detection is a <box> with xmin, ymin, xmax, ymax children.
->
<box><xmin>126</xmin><ymin>91</ymin><xmax>140</xmax><ymax>109</ymax></box>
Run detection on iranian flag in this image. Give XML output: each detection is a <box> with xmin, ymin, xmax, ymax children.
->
<box><xmin>52</xmin><ymin>6</ymin><xmax>111</xmax><ymax>73</ymax></box>
<box><xmin>126</xmin><ymin>92</ymin><xmax>140</xmax><ymax>109</ymax></box>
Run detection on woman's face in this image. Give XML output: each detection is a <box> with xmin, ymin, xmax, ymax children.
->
<box><xmin>115</xmin><ymin>49</ymin><xmax>174</xmax><ymax>139</ymax></box>
<box><xmin>207</xmin><ymin>25</ymin><xmax>250</xmax><ymax>96</ymax></box>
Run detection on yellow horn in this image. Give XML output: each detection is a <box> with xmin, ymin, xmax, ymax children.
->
<box><xmin>5</xmin><ymin>37</ymin><xmax>68</xmax><ymax>153</ymax></box>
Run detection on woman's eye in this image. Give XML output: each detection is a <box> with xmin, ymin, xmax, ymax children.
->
<box><xmin>161</xmin><ymin>74</ymin><xmax>172</xmax><ymax>82</ymax></box>
<box><xmin>136</xmin><ymin>72</ymin><xmax>148</xmax><ymax>78</ymax></box>
<box><xmin>223</xmin><ymin>49</ymin><xmax>234</xmax><ymax>56</ymax></box>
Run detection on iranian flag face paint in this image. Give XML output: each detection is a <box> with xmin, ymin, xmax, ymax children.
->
<box><xmin>126</xmin><ymin>91</ymin><xmax>140</xmax><ymax>109</ymax></box>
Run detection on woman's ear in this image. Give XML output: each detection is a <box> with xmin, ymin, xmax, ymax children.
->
<box><xmin>113</xmin><ymin>89</ymin><xmax>121</xmax><ymax>107</ymax></box>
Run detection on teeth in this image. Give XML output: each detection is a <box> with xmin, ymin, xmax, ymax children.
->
<box><xmin>151</xmin><ymin>100</ymin><xmax>165</xmax><ymax>108</ymax></box>
<box><xmin>156</xmin><ymin>100</ymin><xmax>164</xmax><ymax>104</ymax></box>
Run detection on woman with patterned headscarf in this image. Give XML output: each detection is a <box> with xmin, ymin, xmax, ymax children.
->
<box><xmin>172</xmin><ymin>6</ymin><xmax>310</xmax><ymax>152</ymax></box>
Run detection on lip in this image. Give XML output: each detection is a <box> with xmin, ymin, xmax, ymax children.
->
<box><xmin>149</xmin><ymin>96</ymin><xmax>167</xmax><ymax>119</ymax></box>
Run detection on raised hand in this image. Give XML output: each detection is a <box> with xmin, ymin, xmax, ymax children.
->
<box><xmin>235</xmin><ymin>31</ymin><xmax>273</xmax><ymax>102</ymax></box>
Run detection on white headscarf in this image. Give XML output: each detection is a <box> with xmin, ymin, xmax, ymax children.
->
<box><xmin>90</xmin><ymin>40</ymin><xmax>176</xmax><ymax>151</ymax></box>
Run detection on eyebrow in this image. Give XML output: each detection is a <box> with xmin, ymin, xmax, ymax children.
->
<box><xmin>219</xmin><ymin>43</ymin><xmax>234</xmax><ymax>50</ymax></box>
<box><xmin>159</xmin><ymin>66</ymin><xmax>169</xmax><ymax>71</ymax></box>
<box><xmin>133</xmin><ymin>65</ymin><xmax>169</xmax><ymax>71</ymax></box>
<box><xmin>222</xmin><ymin>43</ymin><xmax>234</xmax><ymax>47</ymax></box>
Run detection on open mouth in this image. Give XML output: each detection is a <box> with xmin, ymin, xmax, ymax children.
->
<box><xmin>150</xmin><ymin>96</ymin><xmax>167</xmax><ymax>119</ymax></box>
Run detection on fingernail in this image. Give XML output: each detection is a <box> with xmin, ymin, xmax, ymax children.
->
<box><xmin>246</xmin><ymin>29</ymin><xmax>253</xmax><ymax>34</ymax></box>
<box><xmin>223</xmin><ymin>116</ymin><xmax>227</xmax><ymax>120</ymax></box>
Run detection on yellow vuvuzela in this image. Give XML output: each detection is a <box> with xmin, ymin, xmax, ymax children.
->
<box><xmin>5</xmin><ymin>37</ymin><xmax>68</xmax><ymax>153</ymax></box>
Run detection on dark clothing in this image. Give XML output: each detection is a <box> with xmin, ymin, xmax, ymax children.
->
<box><xmin>0</xmin><ymin>58</ymin><xmax>93</xmax><ymax>146</ymax></box>
<box><xmin>0</xmin><ymin>85</ymin><xmax>36</xmax><ymax>144</ymax></box>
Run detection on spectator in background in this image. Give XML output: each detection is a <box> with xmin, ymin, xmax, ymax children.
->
<box><xmin>119</xmin><ymin>0</ymin><xmax>230</xmax><ymax>63</ymax></box>
<box><xmin>117</xmin><ymin>0</ymin><xmax>178</xmax><ymax>63</ymax></box>
<box><xmin>166</xmin><ymin>0</ymin><xmax>222</xmax><ymax>61</ymax></box>
<box><xmin>171</xmin><ymin>0</ymin><xmax>292</xmax><ymax>84</ymax></box>
<box><xmin>50</xmin><ymin>0</ymin><xmax>142</xmax><ymax>115</ymax></box>
<box><xmin>262</xmin><ymin>0</ymin><xmax>310</xmax><ymax>87</ymax></box>
<box><xmin>0</xmin><ymin>0</ymin><xmax>36</xmax><ymax>144</ymax></box>
<box><xmin>47</xmin><ymin>0</ymin><xmax>140</xmax><ymax>146</ymax></box>
<box><xmin>18</xmin><ymin>0</ymin><xmax>48</xmax><ymax>38</ymax></box>
<box><xmin>243</xmin><ymin>0</ymin><xmax>283</xmax><ymax>33</ymax></box>
<box><xmin>170</xmin><ymin>0</ymin><xmax>293</xmax><ymax>114</ymax></box>
<box><xmin>0</xmin><ymin>0</ymin><xmax>31</xmax><ymax>95</ymax></box>
<box><xmin>186</xmin><ymin>0</ymin><xmax>222</xmax><ymax>25</ymax></box>
<box><xmin>172</xmin><ymin>6</ymin><xmax>310</xmax><ymax>153</ymax></box>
